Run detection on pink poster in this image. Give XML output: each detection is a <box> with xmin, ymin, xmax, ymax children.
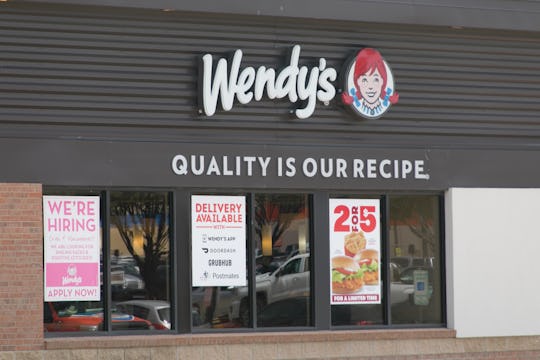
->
<box><xmin>43</xmin><ymin>196</ymin><xmax>101</xmax><ymax>301</ymax></box>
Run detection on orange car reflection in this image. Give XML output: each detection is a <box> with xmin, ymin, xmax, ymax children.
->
<box><xmin>44</xmin><ymin>302</ymin><xmax>153</xmax><ymax>332</ymax></box>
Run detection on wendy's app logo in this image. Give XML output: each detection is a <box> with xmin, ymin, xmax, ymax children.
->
<box><xmin>341</xmin><ymin>48</ymin><xmax>399</xmax><ymax>119</ymax></box>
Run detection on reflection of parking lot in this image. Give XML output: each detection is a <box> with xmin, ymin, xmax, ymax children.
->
<box><xmin>110</xmin><ymin>264</ymin><xmax>146</xmax><ymax>301</ymax></box>
<box><xmin>257</xmin><ymin>296</ymin><xmax>311</xmax><ymax>327</ymax></box>
<box><xmin>229</xmin><ymin>253</ymin><xmax>310</xmax><ymax>326</ymax></box>
<box><xmin>392</xmin><ymin>266</ymin><xmax>434</xmax><ymax>305</ymax></box>
<box><xmin>391</xmin><ymin>265</ymin><xmax>439</xmax><ymax>324</ymax></box>
<box><xmin>44</xmin><ymin>301</ymin><xmax>153</xmax><ymax>332</ymax></box>
<box><xmin>191</xmin><ymin>253</ymin><xmax>311</xmax><ymax>328</ymax></box>
<box><xmin>116</xmin><ymin>300</ymin><xmax>171</xmax><ymax>330</ymax></box>
<box><xmin>191</xmin><ymin>286</ymin><xmax>238</xmax><ymax>326</ymax></box>
<box><xmin>191</xmin><ymin>255</ymin><xmax>439</xmax><ymax>328</ymax></box>
<box><xmin>332</xmin><ymin>264</ymin><xmax>439</xmax><ymax>326</ymax></box>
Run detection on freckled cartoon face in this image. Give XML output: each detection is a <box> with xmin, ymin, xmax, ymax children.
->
<box><xmin>357</xmin><ymin>68</ymin><xmax>382</xmax><ymax>105</ymax></box>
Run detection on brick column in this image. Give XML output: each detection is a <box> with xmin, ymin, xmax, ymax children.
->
<box><xmin>0</xmin><ymin>183</ymin><xmax>43</xmax><ymax>351</ymax></box>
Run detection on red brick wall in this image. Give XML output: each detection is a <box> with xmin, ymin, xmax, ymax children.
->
<box><xmin>0</xmin><ymin>182</ymin><xmax>539</xmax><ymax>359</ymax></box>
<box><xmin>0</xmin><ymin>183</ymin><xmax>43</xmax><ymax>351</ymax></box>
<box><xmin>369</xmin><ymin>351</ymin><xmax>540</xmax><ymax>359</ymax></box>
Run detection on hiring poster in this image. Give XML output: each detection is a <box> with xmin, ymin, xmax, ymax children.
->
<box><xmin>43</xmin><ymin>196</ymin><xmax>101</xmax><ymax>301</ymax></box>
<box><xmin>192</xmin><ymin>195</ymin><xmax>246</xmax><ymax>287</ymax></box>
<box><xmin>329</xmin><ymin>198</ymin><xmax>381</xmax><ymax>305</ymax></box>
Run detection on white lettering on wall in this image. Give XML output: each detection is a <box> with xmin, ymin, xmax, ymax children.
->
<box><xmin>172</xmin><ymin>154</ymin><xmax>431</xmax><ymax>181</ymax></box>
<box><xmin>200</xmin><ymin>45</ymin><xmax>337</xmax><ymax>119</ymax></box>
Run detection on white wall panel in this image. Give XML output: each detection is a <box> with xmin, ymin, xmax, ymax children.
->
<box><xmin>446</xmin><ymin>188</ymin><xmax>540</xmax><ymax>337</ymax></box>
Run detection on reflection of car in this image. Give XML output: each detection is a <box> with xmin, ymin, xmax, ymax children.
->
<box><xmin>230</xmin><ymin>253</ymin><xmax>310</xmax><ymax>325</ymax></box>
<box><xmin>257</xmin><ymin>296</ymin><xmax>311</xmax><ymax>327</ymax></box>
<box><xmin>116</xmin><ymin>300</ymin><xmax>171</xmax><ymax>330</ymax></box>
<box><xmin>391</xmin><ymin>256</ymin><xmax>434</xmax><ymax>271</ymax></box>
<box><xmin>390</xmin><ymin>266</ymin><xmax>434</xmax><ymax>306</ymax></box>
<box><xmin>111</xmin><ymin>264</ymin><xmax>146</xmax><ymax>301</ymax></box>
<box><xmin>389</xmin><ymin>263</ymin><xmax>414</xmax><ymax>305</ymax></box>
<box><xmin>191</xmin><ymin>286</ymin><xmax>237</xmax><ymax>326</ymax></box>
<box><xmin>44</xmin><ymin>302</ymin><xmax>153</xmax><ymax>332</ymax></box>
<box><xmin>391</xmin><ymin>267</ymin><xmax>440</xmax><ymax>323</ymax></box>
<box><xmin>255</xmin><ymin>256</ymin><xmax>281</xmax><ymax>275</ymax></box>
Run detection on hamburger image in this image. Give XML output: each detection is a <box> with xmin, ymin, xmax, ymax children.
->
<box><xmin>355</xmin><ymin>249</ymin><xmax>379</xmax><ymax>285</ymax></box>
<box><xmin>343</xmin><ymin>231</ymin><xmax>366</xmax><ymax>257</ymax></box>
<box><xmin>331</xmin><ymin>255</ymin><xmax>364</xmax><ymax>294</ymax></box>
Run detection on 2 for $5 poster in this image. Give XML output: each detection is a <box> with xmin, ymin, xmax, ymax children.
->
<box><xmin>329</xmin><ymin>199</ymin><xmax>381</xmax><ymax>305</ymax></box>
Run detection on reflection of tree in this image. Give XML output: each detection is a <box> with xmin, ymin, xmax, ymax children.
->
<box><xmin>390</xmin><ymin>196</ymin><xmax>438</xmax><ymax>256</ymax></box>
<box><xmin>110</xmin><ymin>192</ymin><xmax>169</xmax><ymax>300</ymax></box>
<box><xmin>254</xmin><ymin>194</ymin><xmax>306</xmax><ymax>250</ymax></box>
<box><xmin>390</xmin><ymin>195</ymin><xmax>442</xmax><ymax>321</ymax></box>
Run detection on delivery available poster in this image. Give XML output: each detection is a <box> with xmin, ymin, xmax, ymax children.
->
<box><xmin>329</xmin><ymin>198</ymin><xmax>381</xmax><ymax>305</ymax></box>
<box><xmin>192</xmin><ymin>195</ymin><xmax>247</xmax><ymax>287</ymax></box>
<box><xmin>43</xmin><ymin>196</ymin><xmax>101</xmax><ymax>301</ymax></box>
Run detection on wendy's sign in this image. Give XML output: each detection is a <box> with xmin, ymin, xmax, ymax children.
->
<box><xmin>198</xmin><ymin>45</ymin><xmax>398</xmax><ymax>120</ymax></box>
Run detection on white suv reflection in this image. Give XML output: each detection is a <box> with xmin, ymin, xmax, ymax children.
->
<box><xmin>229</xmin><ymin>253</ymin><xmax>310</xmax><ymax>326</ymax></box>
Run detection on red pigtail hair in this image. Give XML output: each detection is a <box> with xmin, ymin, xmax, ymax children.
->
<box><xmin>388</xmin><ymin>92</ymin><xmax>399</xmax><ymax>104</ymax></box>
<box><xmin>341</xmin><ymin>91</ymin><xmax>354</xmax><ymax>105</ymax></box>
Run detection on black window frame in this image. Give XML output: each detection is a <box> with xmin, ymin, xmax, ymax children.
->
<box><xmin>43</xmin><ymin>187</ymin><xmax>445</xmax><ymax>337</ymax></box>
<box><xmin>43</xmin><ymin>187</ymin><xmax>176</xmax><ymax>337</ymax></box>
<box><xmin>325</xmin><ymin>192</ymin><xmax>446</xmax><ymax>329</ymax></box>
<box><xmin>189</xmin><ymin>190</ymin><xmax>314</xmax><ymax>332</ymax></box>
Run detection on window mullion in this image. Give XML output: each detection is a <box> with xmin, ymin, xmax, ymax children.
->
<box><xmin>313</xmin><ymin>191</ymin><xmax>330</xmax><ymax>330</ymax></box>
<box><xmin>103</xmin><ymin>190</ymin><xmax>112</xmax><ymax>332</ymax></box>
<box><xmin>248</xmin><ymin>193</ymin><xmax>256</xmax><ymax>328</ymax></box>
<box><xmin>381</xmin><ymin>195</ymin><xmax>392</xmax><ymax>326</ymax></box>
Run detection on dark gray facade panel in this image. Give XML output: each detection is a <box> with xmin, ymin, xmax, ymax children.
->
<box><xmin>1</xmin><ymin>3</ymin><xmax>540</xmax><ymax>188</ymax></box>
<box><xmin>14</xmin><ymin>0</ymin><xmax>540</xmax><ymax>32</ymax></box>
<box><xmin>2</xmin><ymin>137</ymin><xmax>540</xmax><ymax>190</ymax></box>
<box><xmin>1</xmin><ymin>4</ymin><xmax>540</xmax><ymax>139</ymax></box>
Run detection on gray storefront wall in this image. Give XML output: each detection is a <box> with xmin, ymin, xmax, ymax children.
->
<box><xmin>1</xmin><ymin>1</ymin><xmax>540</xmax><ymax>358</ymax></box>
<box><xmin>2</xmin><ymin>1</ymin><xmax>540</xmax><ymax>190</ymax></box>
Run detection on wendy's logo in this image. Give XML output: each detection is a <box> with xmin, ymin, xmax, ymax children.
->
<box><xmin>62</xmin><ymin>264</ymin><xmax>82</xmax><ymax>286</ymax></box>
<box><xmin>199</xmin><ymin>45</ymin><xmax>398</xmax><ymax>120</ymax></box>
<box><xmin>341</xmin><ymin>48</ymin><xmax>399</xmax><ymax>119</ymax></box>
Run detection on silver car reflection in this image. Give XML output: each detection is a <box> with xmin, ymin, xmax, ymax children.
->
<box><xmin>116</xmin><ymin>300</ymin><xmax>170</xmax><ymax>330</ymax></box>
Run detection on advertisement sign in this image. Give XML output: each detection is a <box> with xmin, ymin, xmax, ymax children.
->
<box><xmin>199</xmin><ymin>45</ymin><xmax>398</xmax><ymax>120</ymax></box>
<box><xmin>192</xmin><ymin>195</ymin><xmax>247</xmax><ymax>287</ymax></box>
<box><xmin>43</xmin><ymin>196</ymin><xmax>100</xmax><ymax>301</ymax></box>
<box><xmin>329</xmin><ymin>198</ymin><xmax>381</xmax><ymax>305</ymax></box>
<box><xmin>413</xmin><ymin>269</ymin><xmax>430</xmax><ymax>306</ymax></box>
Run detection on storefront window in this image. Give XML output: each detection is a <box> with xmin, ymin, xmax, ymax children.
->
<box><xmin>44</xmin><ymin>190</ymin><xmax>442</xmax><ymax>335</ymax></box>
<box><xmin>191</xmin><ymin>193</ymin><xmax>311</xmax><ymax>329</ymax></box>
<box><xmin>331</xmin><ymin>194</ymin><xmax>443</xmax><ymax>327</ymax></box>
<box><xmin>389</xmin><ymin>195</ymin><xmax>443</xmax><ymax>325</ymax></box>
<box><xmin>190</xmin><ymin>194</ymin><xmax>248</xmax><ymax>329</ymax></box>
<box><xmin>253</xmin><ymin>193</ymin><xmax>311</xmax><ymax>328</ymax></box>
<box><xmin>110</xmin><ymin>192</ymin><xmax>172</xmax><ymax>330</ymax></box>
<box><xmin>43</xmin><ymin>190</ymin><xmax>172</xmax><ymax>333</ymax></box>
